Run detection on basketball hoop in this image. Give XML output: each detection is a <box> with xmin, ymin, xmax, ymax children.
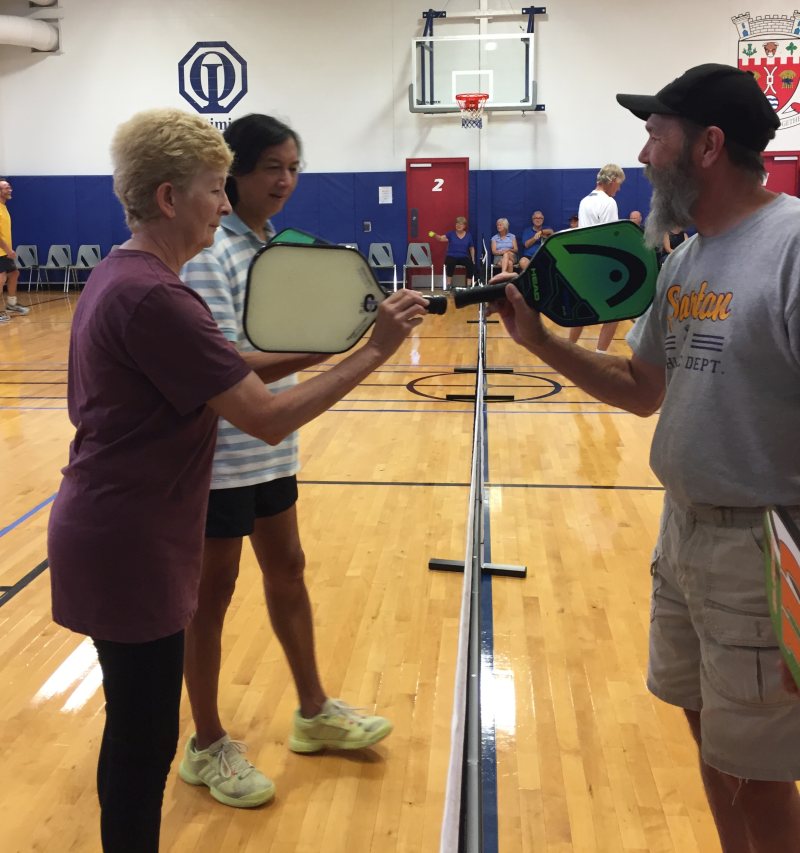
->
<box><xmin>455</xmin><ymin>92</ymin><xmax>489</xmax><ymax>129</ymax></box>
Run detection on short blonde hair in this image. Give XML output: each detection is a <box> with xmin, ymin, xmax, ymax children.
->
<box><xmin>496</xmin><ymin>218</ymin><xmax>510</xmax><ymax>229</ymax></box>
<box><xmin>455</xmin><ymin>216</ymin><xmax>467</xmax><ymax>225</ymax></box>
<box><xmin>112</xmin><ymin>108</ymin><xmax>233</xmax><ymax>229</ymax></box>
<box><xmin>596</xmin><ymin>163</ymin><xmax>625</xmax><ymax>185</ymax></box>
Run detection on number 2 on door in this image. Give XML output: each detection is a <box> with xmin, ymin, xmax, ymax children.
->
<box><xmin>432</xmin><ymin>178</ymin><xmax>444</xmax><ymax>192</ymax></box>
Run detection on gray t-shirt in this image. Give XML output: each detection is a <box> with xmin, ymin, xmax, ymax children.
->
<box><xmin>627</xmin><ymin>193</ymin><xmax>800</xmax><ymax>507</ymax></box>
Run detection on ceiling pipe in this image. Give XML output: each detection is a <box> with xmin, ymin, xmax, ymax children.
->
<box><xmin>28</xmin><ymin>1</ymin><xmax>58</xmax><ymax>6</ymax></box>
<box><xmin>0</xmin><ymin>14</ymin><xmax>58</xmax><ymax>51</ymax></box>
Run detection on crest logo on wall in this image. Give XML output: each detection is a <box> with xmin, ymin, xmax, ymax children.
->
<box><xmin>178</xmin><ymin>41</ymin><xmax>248</xmax><ymax>116</ymax></box>
<box><xmin>733</xmin><ymin>11</ymin><xmax>800</xmax><ymax>129</ymax></box>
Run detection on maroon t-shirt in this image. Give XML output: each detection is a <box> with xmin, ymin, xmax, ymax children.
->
<box><xmin>48</xmin><ymin>250</ymin><xmax>251</xmax><ymax>643</ymax></box>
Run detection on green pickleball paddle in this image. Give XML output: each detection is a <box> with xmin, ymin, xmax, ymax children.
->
<box><xmin>454</xmin><ymin>220</ymin><xmax>658</xmax><ymax>326</ymax></box>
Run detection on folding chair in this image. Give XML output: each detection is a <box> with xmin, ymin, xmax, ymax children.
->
<box><xmin>367</xmin><ymin>242</ymin><xmax>397</xmax><ymax>289</ymax></box>
<box><xmin>68</xmin><ymin>244</ymin><xmax>101</xmax><ymax>290</ymax></box>
<box><xmin>14</xmin><ymin>245</ymin><xmax>39</xmax><ymax>290</ymax></box>
<box><xmin>403</xmin><ymin>242</ymin><xmax>434</xmax><ymax>289</ymax></box>
<box><xmin>39</xmin><ymin>244</ymin><xmax>72</xmax><ymax>291</ymax></box>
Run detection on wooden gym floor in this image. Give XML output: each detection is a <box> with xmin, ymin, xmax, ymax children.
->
<box><xmin>0</xmin><ymin>289</ymin><xmax>725</xmax><ymax>851</ymax></box>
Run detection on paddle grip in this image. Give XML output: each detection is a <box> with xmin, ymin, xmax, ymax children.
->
<box><xmin>425</xmin><ymin>295</ymin><xmax>448</xmax><ymax>315</ymax></box>
<box><xmin>452</xmin><ymin>281</ymin><xmax>514</xmax><ymax>308</ymax></box>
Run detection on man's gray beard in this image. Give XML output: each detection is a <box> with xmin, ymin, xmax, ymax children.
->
<box><xmin>643</xmin><ymin>157</ymin><xmax>699</xmax><ymax>249</ymax></box>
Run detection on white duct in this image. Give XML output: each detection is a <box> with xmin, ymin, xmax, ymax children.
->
<box><xmin>0</xmin><ymin>14</ymin><xmax>58</xmax><ymax>51</ymax></box>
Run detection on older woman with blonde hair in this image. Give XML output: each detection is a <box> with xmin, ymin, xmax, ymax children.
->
<box><xmin>491</xmin><ymin>217</ymin><xmax>518</xmax><ymax>273</ymax></box>
<box><xmin>47</xmin><ymin>108</ymin><xmax>428</xmax><ymax>852</ymax></box>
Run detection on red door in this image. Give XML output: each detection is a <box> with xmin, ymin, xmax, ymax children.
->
<box><xmin>763</xmin><ymin>151</ymin><xmax>800</xmax><ymax>196</ymax></box>
<box><xmin>406</xmin><ymin>157</ymin><xmax>469</xmax><ymax>277</ymax></box>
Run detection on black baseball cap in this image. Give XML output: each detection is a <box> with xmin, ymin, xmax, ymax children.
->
<box><xmin>616</xmin><ymin>63</ymin><xmax>780</xmax><ymax>152</ymax></box>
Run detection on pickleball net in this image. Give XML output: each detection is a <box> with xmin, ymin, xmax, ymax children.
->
<box><xmin>439</xmin><ymin>303</ymin><xmax>488</xmax><ymax>852</ymax></box>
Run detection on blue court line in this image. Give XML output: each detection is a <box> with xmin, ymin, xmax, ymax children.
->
<box><xmin>0</xmin><ymin>494</ymin><xmax>56</xmax><ymax>538</ymax></box>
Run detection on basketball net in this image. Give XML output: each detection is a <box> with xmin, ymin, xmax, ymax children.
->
<box><xmin>455</xmin><ymin>93</ymin><xmax>488</xmax><ymax>129</ymax></box>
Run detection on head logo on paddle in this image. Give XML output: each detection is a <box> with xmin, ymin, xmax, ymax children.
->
<box><xmin>242</xmin><ymin>222</ymin><xmax>657</xmax><ymax>353</ymax></box>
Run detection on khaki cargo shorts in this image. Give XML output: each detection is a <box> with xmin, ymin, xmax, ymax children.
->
<box><xmin>648</xmin><ymin>495</ymin><xmax>800</xmax><ymax>781</ymax></box>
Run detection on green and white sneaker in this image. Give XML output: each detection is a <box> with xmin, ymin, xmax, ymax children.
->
<box><xmin>178</xmin><ymin>734</ymin><xmax>275</xmax><ymax>808</ymax></box>
<box><xmin>288</xmin><ymin>699</ymin><xmax>393</xmax><ymax>753</ymax></box>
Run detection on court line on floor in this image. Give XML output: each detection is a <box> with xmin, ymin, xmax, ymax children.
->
<box><xmin>0</xmin><ymin>405</ymin><xmax>647</xmax><ymax>416</ymax></box>
<box><xmin>0</xmin><ymin>481</ymin><xmax>662</xmax><ymax>611</ymax></box>
<box><xmin>298</xmin><ymin>480</ymin><xmax>663</xmax><ymax>491</ymax></box>
<box><xmin>0</xmin><ymin>559</ymin><xmax>49</xmax><ymax>608</ymax></box>
<box><xmin>0</xmin><ymin>494</ymin><xmax>56</xmax><ymax>538</ymax></box>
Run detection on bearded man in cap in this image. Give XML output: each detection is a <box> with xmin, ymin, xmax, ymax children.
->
<box><xmin>491</xmin><ymin>63</ymin><xmax>800</xmax><ymax>850</ymax></box>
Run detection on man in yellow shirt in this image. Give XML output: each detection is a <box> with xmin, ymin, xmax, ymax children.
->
<box><xmin>0</xmin><ymin>179</ymin><xmax>29</xmax><ymax>322</ymax></box>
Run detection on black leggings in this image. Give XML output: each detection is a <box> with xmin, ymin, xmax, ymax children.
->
<box><xmin>93</xmin><ymin>631</ymin><xmax>185</xmax><ymax>853</ymax></box>
<box><xmin>444</xmin><ymin>255</ymin><xmax>476</xmax><ymax>278</ymax></box>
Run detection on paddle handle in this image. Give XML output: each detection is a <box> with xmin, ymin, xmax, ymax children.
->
<box><xmin>452</xmin><ymin>280</ymin><xmax>517</xmax><ymax>309</ymax></box>
<box><xmin>377</xmin><ymin>288</ymin><xmax>446</xmax><ymax>315</ymax></box>
<box><xmin>425</xmin><ymin>295</ymin><xmax>448</xmax><ymax>315</ymax></box>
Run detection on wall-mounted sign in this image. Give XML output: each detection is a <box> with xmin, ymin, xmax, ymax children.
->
<box><xmin>733</xmin><ymin>10</ymin><xmax>800</xmax><ymax>130</ymax></box>
<box><xmin>178</xmin><ymin>41</ymin><xmax>248</xmax><ymax>115</ymax></box>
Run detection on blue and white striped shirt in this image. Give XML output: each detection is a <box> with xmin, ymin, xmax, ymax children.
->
<box><xmin>182</xmin><ymin>213</ymin><xmax>299</xmax><ymax>489</ymax></box>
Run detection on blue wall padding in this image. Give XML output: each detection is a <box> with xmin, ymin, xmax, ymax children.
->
<box><xmin>12</xmin><ymin>175</ymin><xmax>129</xmax><ymax>258</ymax></box>
<box><xmin>8</xmin><ymin>169</ymin><xmax>651</xmax><ymax>273</ymax></box>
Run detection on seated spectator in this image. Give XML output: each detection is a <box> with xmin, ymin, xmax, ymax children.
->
<box><xmin>629</xmin><ymin>210</ymin><xmax>643</xmax><ymax>226</ymax></box>
<box><xmin>568</xmin><ymin>214</ymin><xmax>579</xmax><ymax>229</ymax></box>
<box><xmin>491</xmin><ymin>218</ymin><xmax>518</xmax><ymax>274</ymax></box>
<box><xmin>519</xmin><ymin>210</ymin><xmax>554</xmax><ymax>271</ymax></box>
<box><xmin>430</xmin><ymin>216</ymin><xmax>477</xmax><ymax>285</ymax></box>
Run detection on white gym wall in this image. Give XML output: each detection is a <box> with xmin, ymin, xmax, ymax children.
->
<box><xmin>0</xmin><ymin>0</ymin><xmax>796</xmax><ymax>174</ymax></box>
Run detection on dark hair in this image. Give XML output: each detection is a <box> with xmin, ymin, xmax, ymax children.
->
<box><xmin>724</xmin><ymin>136</ymin><xmax>768</xmax><ymax>180</ymax></box>
<box><xmin>680</xmin><ymin>117</ymin><xmax>767</xmax><ymax>181</ymax></box>
<box><xmin>223</xmin><ymin>114</ymin><xmax>302</xmax><ymax>206</ymax></box>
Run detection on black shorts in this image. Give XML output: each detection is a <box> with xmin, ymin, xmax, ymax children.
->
<box><xmin>205</xmin><ymin>475</ymin><xmax>299</xmax><ymax>538</ymax></box>
<box><xmin>0</xmin><ymin>256</ymin><xmax>16</xmax><ymax>274</ymax></box>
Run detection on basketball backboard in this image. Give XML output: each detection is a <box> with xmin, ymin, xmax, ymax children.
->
<box><xmin>409</xmin><ymin>33</ymin><xmax>539</xmax><ymax>113</ymax></box>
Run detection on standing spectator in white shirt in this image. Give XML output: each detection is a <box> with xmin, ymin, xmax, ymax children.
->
<box><xmin>569</xmin><ymin>164</ymin><xmax>626</xmax><ymax>352</ymax></box>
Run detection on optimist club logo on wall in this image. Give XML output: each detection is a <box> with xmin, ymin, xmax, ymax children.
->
<box><xmin>178</xmin><ymin>41</ymin><xmax>247</xmax><ymax>122</ymax></box>
<box><xmin>733</xmin><ymin>10</ymin><xmax>800</xmax><ymax>129</ymax></box>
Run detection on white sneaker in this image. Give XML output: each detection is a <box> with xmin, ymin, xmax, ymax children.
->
<box><xmin>178</xmin><ymin>734</ymin><xmax>275</xmax><ymax>808</ymax></box>
<box><xmin>0</xmin><ymin>311</ymin><xmax>9</xmax><ymax>323</ymax></box>
<box><xmin>6</xmin><ymin>302</ymin><xmax>29</xmax><ymax>315</ymax></box>
<box><xmin>288</xmin><ymin>698</ymin><xmax>393</xmax><ymax>753</ymax></box>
